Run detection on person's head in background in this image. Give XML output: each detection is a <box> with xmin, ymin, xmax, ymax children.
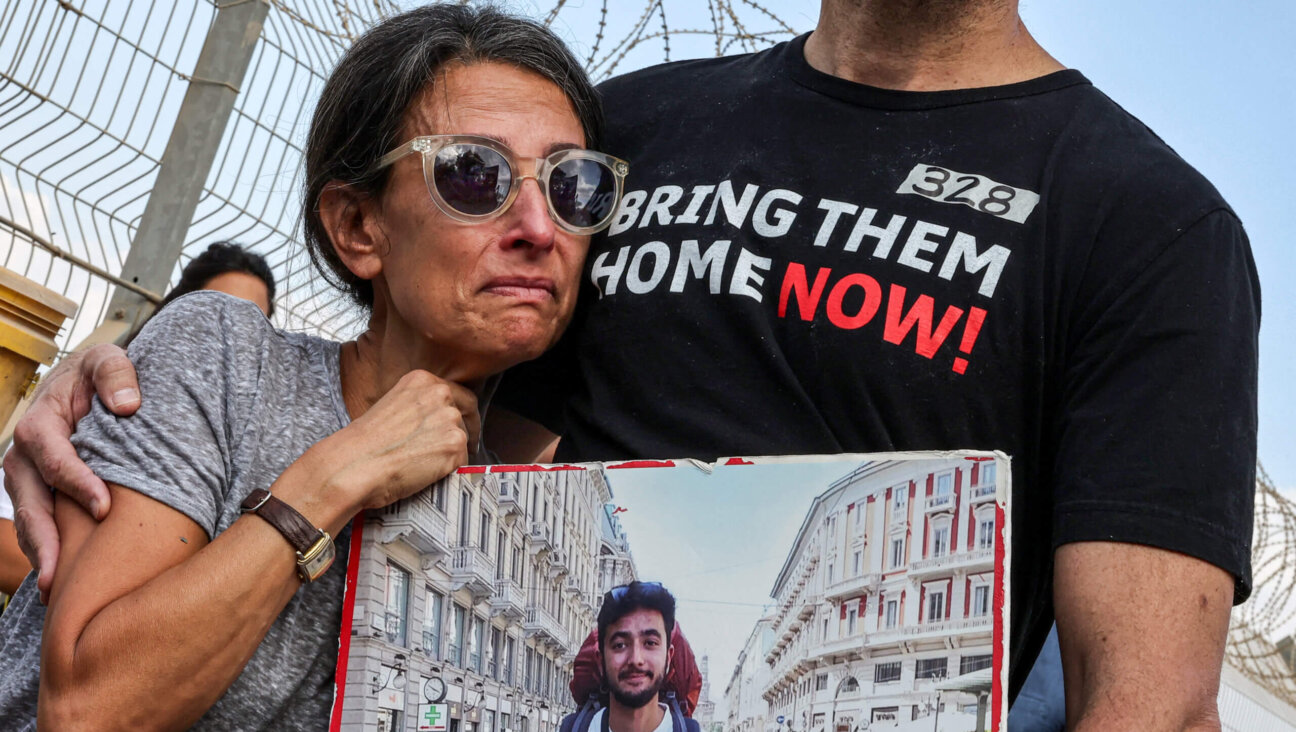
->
<box><xmin>597</xmin><ymin>581</ymin><xmax>676</xmax><ymax>709</ymax></box>
<box><xmin>157</xmin><ymin>241</ymin><xmax>276</xmax><ymax>317</ymax></box>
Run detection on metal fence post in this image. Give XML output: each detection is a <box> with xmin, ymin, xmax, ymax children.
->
<box><xmin>102</xmin><ymin>0</ymin><xmax>271</xmax><ymax>339</ymax></box>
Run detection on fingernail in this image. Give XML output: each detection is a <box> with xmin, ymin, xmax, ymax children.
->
<box><xmin>111</xmin><ymin>388</ymin><xmax>140</xmax><ymax>408</ymax></box>
<box><xmin>89</xmin><ymin>499</ymin><xmax>103</xmax><ymax>519</ymax></box>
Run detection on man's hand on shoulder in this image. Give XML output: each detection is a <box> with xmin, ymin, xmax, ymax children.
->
<box><xmin>2</xmin><ymin>343</ymin><xmax>141</xmax><ymax>601</ymax></box>
<box><xmin>1055</xmin><ymin>541</ymin><xmax>1232</xmax><ymax>731</ymax></box>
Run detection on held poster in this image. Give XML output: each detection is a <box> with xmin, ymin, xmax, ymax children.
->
<box><xmin>330</xmin><ymin>451</ymin><xmax>1010</xmax><ymax>732</ymax></box>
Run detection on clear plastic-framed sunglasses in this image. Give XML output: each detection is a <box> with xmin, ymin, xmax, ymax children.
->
<box><xmin>374</xmin><ymin>135</ymin><xmax>629</xmax><ymax>235</ymax></box>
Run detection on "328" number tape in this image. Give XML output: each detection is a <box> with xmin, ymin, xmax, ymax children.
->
<box><xmin>897</xmin><ymin>164</ymin><xmax>1040</xmax><ymax>224</ymax></box>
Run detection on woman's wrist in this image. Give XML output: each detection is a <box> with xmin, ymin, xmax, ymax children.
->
<box><xmin>265</xmin><ymin>443</ymin><xmax>368</xmax><ymax>536</ymax></box>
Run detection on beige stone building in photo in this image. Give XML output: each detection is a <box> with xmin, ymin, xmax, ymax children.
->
<box><xmin>340</xmin><ymin>468</ymin><xmax>636</xmax><ymax>732</ymax></box>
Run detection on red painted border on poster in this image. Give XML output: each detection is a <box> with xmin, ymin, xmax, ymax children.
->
<box><xmin>329</xmin><ymin>514</ymin><xmax>366</xmax><ymax>732</ymax></box>
<box><xmin>991</xmin><ymin>501</ymin><xmax>1007</xmax><ymax>732</ymax></box>
<box><xmin>724</xmin><ymin>457</ymin><xmax>754</xmax><ymax>465</ymax></box>
<box><xmin>487</xmin><ymin>464</ymin><xmax>586</xmax><ymax>472</ymax></box>
<box><xmin>606</xmin><ymin>460</ymin><xmax>677</xmax><ymax>469</ymax></box>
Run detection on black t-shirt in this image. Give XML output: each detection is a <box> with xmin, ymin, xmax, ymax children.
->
<box><xmin>498</xmin><ymin>34</ymin><xmax>1259</xmax><ymax>698</ymax></box>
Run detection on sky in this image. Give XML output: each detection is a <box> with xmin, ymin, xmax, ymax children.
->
<box><xmin>602</xmin><ymin>458</ymin><xmax>873</xmax><ymax>715</ymax></box>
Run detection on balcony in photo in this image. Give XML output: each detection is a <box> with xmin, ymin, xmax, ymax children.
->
<box><xmin>824</xmin><ymin>572</ymin><xmax>880</xmax><ymax>601</ymax></box>
<box><xmin>906</xmin><ymin>547</ymin><xmax>994</xmax><ymax>578</ymax></box>
<box><xmin>969</xmin><ymin>482</ymin><xmax>996</xmax><ymax>503</ymax></box>
<box><xmin>494</xmin><ymin>475</ymin><xmax>524</xmax><ymax>520</ymax></box>
<box><xmin>815</xmin><ymin>634</ymin><xmax>867</xmax><ymax>663</ymax></box>
<box><xmin>899</xmin><ymin>615</ymin><xmax>993</xmax><ymax>643</ymax></box>
<box><xmin>377</xmin><ymin>490</ymin><xmax>450</xmax><ymax>560</ymax></box>
<box><xmin>450</xmin><ymin>544</ymin><xmax>494</xmax><ymax>600</ymax></box>
<box><xmin>523</xmin><ymin>606</ymin><xmax>568</xmax><ymax>651</ymax></box>
<box><xmin>489</xmin><ymin>577</ymin><xmax>526</xmax><ymax>621</ymax></box>
<box><xmin>925</xmin><ymin>493</ymin><xmax>954</xmax><ymax>513</ymax></box>
<box><xmin>527</xmin><ymin>521</ymin><xmax>555</xmax><ymax>556</ymax></box>
<box><xmin>548</xmin><ymin>547</ymin><xmax>569</xmax><ymax>577</ymax></box>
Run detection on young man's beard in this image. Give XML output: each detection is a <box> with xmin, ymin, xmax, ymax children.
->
<box><xmin>608</xmin><ymin>670</ymin><xmax>666</xmax><ymax>709</ymax></box>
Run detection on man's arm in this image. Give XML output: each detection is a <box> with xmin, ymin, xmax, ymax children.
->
<box><xmin>1055</xmin><ymin>541</ymin><xmax>1232</xmax><ymax>731</ymax></box>
<box><xmin>2</xmin><ymin>343</ymin><xmax>140</xmax><ymax>600</ymax></box>
<box><xmin>485</xmin><ymin>406</ymin><xmax>559</xmax><ymax>464</ymax></box>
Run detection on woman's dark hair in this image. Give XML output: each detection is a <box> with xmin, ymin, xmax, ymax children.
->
<box><xmin>156</xmin><ymin>241</ymin><xmax>277</xmax><ymax>316</ymax></box>
<box><xmin>302</xmin><ymin>4</ymin><xmax>604</xmax><ymax>309</ymax></box>
<box><xmin>597</xmin><ymin>582</ymin><xmax>677</xmax><ymax>648</ymax></box>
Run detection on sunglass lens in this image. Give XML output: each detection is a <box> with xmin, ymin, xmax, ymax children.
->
<box><xmin>433</xmin><ymin>144</ymin><xmax>511</xmax><ymax>216</ymax></box>
<box><xmin>549</xmin><ymin>158</ymin><xmax>617</xmax><ymax>229</ymax></box>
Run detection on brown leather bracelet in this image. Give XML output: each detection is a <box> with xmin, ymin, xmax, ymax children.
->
<box><xmin>239</xmin><ymin>488</ymin><xmax>335</xmax><ymax>582</ymax></box>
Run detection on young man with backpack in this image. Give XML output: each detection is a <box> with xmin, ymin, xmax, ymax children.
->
<box><xmin>561</xmin><ymin>582</ymin><xmax>700</xmax><ymax>732</ymax></box>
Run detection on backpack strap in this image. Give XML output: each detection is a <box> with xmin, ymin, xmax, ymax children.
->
<box><xmin>562</xmin><ymin>694</ymin><xmax>603</xmax><ymax>732</ymax></box>
<box><xmin>664</xmin><ymin>691</ymin><xmax>699</xmax><ymax>732</ymax></box>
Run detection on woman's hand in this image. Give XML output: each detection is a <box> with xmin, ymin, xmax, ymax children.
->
<box><xmin>313</xmin><ymin>370</ymin><xmax>479</xmax><ymax>513</ymax></box>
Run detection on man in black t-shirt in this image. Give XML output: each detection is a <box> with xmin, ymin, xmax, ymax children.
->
<box><xmin>489</xmin><ymin>2</ymin><xmax>1257</xmax><ymax>728</ymax></box>
<box><xmin>5</xmin><ymin>1</ymin><xmax>1258</xmax><ymax>729</ymax></box>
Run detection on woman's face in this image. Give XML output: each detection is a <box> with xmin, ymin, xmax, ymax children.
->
<box><xmin>369</xmin><ymin>61</ymin><xmax>589</xmax><ymax>377</ymax></box>
<box><xmin>202</xmin><ymin>271</ymin><xmax>272</xmax><ymax>316</ymax></box>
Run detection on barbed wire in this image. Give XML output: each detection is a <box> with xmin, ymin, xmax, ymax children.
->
<box><xmin>1224</xmin><ymin>464</ymin><xmax>1296</xmax><ymax>704</ymax></box>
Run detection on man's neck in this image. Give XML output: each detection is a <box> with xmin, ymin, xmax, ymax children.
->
<box><xmin>803</xmin><ymin>0</ymin><xmax>1064</xmax><ymax>91</ymax></box>
<box><xmin>606</xmin><ymin>701</ymin><xmax>666</xmax><ymax>732</ymax></box>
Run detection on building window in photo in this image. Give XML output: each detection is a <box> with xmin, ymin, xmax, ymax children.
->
<box><xmin>423</xmin><ymin>589</ymin><xmax>443</xmax><ymax>659</ymax></box>
<box><xmin>972</xmin><ymin>584</ymin><xmax>990</xmax><ymax>617</ymax></box>
<box><xmin>489</xmin><ymin>627</ymin><xmax>502</xmax><ymax>679</ymax></box>
<box><xmin>377</xmin><ymin>708</ymin><xmax>400</xmax><ymax>732</ymax></box>
<box><xmin>936</xmin><ymin>472</ymin><xmax>953</xmax><ymax>495</ymax></box>
<box><xmin>931</xmin><ymin>522</ymin><xmax>950</xmax><ymax>558</ymax></box>
<box><xmin>978</xmin><ymin>513</ymin><xmax>995</xmax><ymax>550</ymax></box>
<box><xmin>451</xmin><ymin>604</ymin><xmax>466</xmax><ymax>665</ymax></box>
<box><xmin>504</xmin><ymin>636</ymin><xmax>516</xmax><ymax>685</ymax></box>
<box><xmin>926</xmin><ymin>588</ymin><xmax>946</xmax><ymax>623</ymax></box>
<box><xmin>874</xmin><ymin>662</ymin><xmax>901</xmax><ymax>684</ymax></box>
<box><xmin>384</xmin><ymin>563</ymin><xmax>410</xmax><ymax>646</ymax></box>
<box><xmin>960</xmin><ymin>654</ymin><xmax>993</xmax><ymax>675</ymax></box>
<box><xmin>469</xmin><ymin>614</ymin><xmax>484</xmax><ymax>672</ymax></box>
<box><xmin>916</xmin><ymin>657</ymin><xmax>948</xmax><ymax>680</ymax></box>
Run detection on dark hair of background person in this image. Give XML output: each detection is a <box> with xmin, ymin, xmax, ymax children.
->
<box><xmin>301</xmin><ymin>3</ymin><xmax>605</xmax><ymax>310</ymax></box>
<box><xmin>125</xmin><ymin>241</ymin><xmax>276</xmax><ymax>345</ymax></box>
<box><xmin>156</xmin><ymin>241</ymin><xmax>276</xmax><ymax>315</ymax></box>
<box><xmin>597</xmin><ymin>582</ymin><xmax>677</xmax><ymax>648</ymax></box>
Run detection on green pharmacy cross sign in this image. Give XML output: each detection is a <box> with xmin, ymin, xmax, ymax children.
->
<box><xmin>419</xmin><ymin>703</ymin><xmax>449</xmax><ymax>731</ymax></box>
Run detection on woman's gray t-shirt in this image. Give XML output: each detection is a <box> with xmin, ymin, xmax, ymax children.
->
<box><xmin>0</xmin><ymin>292</ymin><xmax>352</xmax><ymax>730</ymax></box>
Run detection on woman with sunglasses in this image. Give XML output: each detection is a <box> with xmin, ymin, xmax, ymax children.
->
<box><xmin>0</xmin><ymin>6</ymin><xmax>624</xmax><ymax>731</ymax></box>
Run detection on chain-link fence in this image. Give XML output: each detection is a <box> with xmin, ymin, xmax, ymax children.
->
<box><xmin>0</xmin><ymin>0</ymin><xmax>802</xmax><ymax>356</ymax></box>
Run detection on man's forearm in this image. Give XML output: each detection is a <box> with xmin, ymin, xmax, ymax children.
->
<box><xmin>1056</xmin><ymin>542</ymin><xmax>1231</xmax><ymax>732</ymax></box>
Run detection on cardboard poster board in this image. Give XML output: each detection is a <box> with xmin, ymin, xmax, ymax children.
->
<box><xmin>330</xmin><ymin>451</ymin><xmax>1010</xmax><ymax>732</ymax></box>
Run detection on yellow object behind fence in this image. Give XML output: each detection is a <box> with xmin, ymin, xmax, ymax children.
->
<box><xmin>0</xmin><ymin>267</ymin><xmax>78</xmax><ymax>429</ymax></box>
